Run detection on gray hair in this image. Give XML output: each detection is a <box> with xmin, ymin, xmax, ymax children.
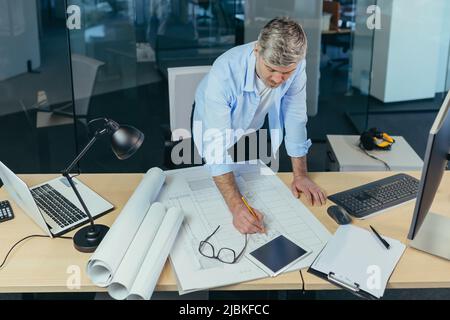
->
<box><xmin>257</xmin><ymin>17</ymin><xmax>307</xmax><ymax>67</ymax></box>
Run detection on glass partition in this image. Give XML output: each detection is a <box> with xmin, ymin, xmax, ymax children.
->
<box><xmin>0</xmin><ymin>0</ymin><xmax>76</xmax><ymax>173</ymax></box>
<box><xmin>1</xmin><ymin>0</ymin><xmax>447</xmax><ymax>174</ymax></box>
<box><xmin>67</xmin><ymin>0</ymin><xmax>143</xmax><ymax>172</ymax></box>
<box><xmin>66</xmin><ymin>0</ymin><xmax>242</xmax><ymax>173</ymax></box>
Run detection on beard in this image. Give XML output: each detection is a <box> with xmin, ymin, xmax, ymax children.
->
<box><xmin>268</xmin><ymin>81</ymin><xmax>281</xmax><ymax>88</ymax></box>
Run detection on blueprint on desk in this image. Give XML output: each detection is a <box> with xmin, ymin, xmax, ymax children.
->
<box><xmin>157</xmin><ymin>162</ymin><xmax>331</xmax><ymax>293</ymax></box>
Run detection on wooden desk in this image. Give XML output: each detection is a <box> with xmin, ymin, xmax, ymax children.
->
<box><xmin>293</xmin><ymin>172</ymin><xmax>450</xmax><ymax>290</ymax></box>
<box><xmin>0</xmin><ymin>174</ymin><xmax>302</xmax><ymax>293</ymax></box>
<box><xmin>0</xmin><ymin>172</ymin><xmax>449</xmax><ymax>293</ymax></box>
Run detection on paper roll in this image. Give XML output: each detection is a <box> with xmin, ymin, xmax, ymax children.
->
<box><xmin>87</xmin><ymin>167</ymin><xmax>165</xmax><ymax>287</ymax></box>
<box><xmin>107</xmin><ymin>202</ymin><xmax>166</xmax><ymax>300</ymax></box>
<box><xmin>127</xmin><ymin>207</ymin><xmax>184</xmax><ymax>300</ymax></box>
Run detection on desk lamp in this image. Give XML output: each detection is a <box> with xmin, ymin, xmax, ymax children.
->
<box><xmin>62</xmin><ymin>118</ymin><xmax>144</xmax><ymax>252</ymax></box>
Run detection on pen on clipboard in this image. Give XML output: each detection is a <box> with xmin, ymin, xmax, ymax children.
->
<box><xmin>241</xmin><ymin>196</ymin><xmax>266</xmax><ymax>233</ymax></box>
<box><xmin>370</xmin><ymin>225</ymin><xmax>390</xmax><ymax>250</ymax></box>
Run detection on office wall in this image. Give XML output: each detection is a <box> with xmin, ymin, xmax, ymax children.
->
<box><xmin>369</xmin><ymin>0</ymin><xmax>446</xmax><ymax>102</ymax></box>
<box><xmin>367</xmin><ymin>0</ymin><xmax>392</xmax><ymax>101</ymax></box>
<box><xmin>447</xmin><ymin>54</ymin><xmax>450</xmax><ymax>92</ymax></box>
<box><xmin>350</xmin><ymin>0</ymin><xmax>377</xmax><ymax>95</ymax></box>
<box><xmin>435</xmin><ymin>0</ymin><xmax>450</xmax><ymax>93</ymax></box>
<box><xmin>0</xmin><ymin>0</ymin><xmax>41</xmax><ymax>81</ymax></box>
<box><xmin>244</xmin><ymin>0</ymin><xmax>322</xmax><ymax>117</ymax></box>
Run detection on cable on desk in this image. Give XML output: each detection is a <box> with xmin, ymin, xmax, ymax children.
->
<box><xmin>299</xmin><ymin>270</ymin><xmax>305</xmax><ymax>293</ymax></box>
<box><xmin>0</xmin><ymin>234</ymin><xmax>73</xmax><ymax>270</ymax></box>
<box><xmin>358</xmin><ymin>143</ymin><xmax>391</xmax><ymax>171</ymax></box>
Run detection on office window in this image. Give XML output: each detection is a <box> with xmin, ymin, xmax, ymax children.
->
<box><xmin>0</xmin><ymin>0</ymin><xmax>76</xmax><ymax>173</ymax></box>
<box><xmin>1</xmin><ymin>0</ymin><xmax>447</xmax><ymax>174</ymax></box>
<box><xmin>67</xmin><ymin>0</ymin><xmax>242</xmax><ymax>172</ymax></box>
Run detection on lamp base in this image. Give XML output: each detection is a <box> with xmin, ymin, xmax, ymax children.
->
<box><xmin>73</xmin><ymin>224</ymin><xmax>109</xmax><ymax>253</ymax></box>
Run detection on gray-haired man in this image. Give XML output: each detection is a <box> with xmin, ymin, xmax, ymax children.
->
<box><xmin>192</xmin><ymin>17</ymin><xmax>326</xmax><ymax>234</ymax></box>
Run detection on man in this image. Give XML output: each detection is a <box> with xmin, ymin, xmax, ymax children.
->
<box><xmin>192</xmin><ymin>17</ymin><xmax>326</xmax><ymax>234</ymax></box>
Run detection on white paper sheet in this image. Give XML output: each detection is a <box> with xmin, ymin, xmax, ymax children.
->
<box><xmin>159</xmin><ymin>162</ymin><xmax>331</xmax><ymax>293</ymax></box>
<box><xmin>311</xmin><ymin>225</ymin><xmax>406</xmax><ymax>298</ymax></box>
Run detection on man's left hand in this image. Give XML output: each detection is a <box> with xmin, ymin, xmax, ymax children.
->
<box><xmin>291</xmin><ymin>175</ymin><xmax>326</xmax><ymax>206</ymax></box>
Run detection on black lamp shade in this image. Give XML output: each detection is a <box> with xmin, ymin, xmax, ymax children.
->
<box><xmin>110</xmin><ymin>125</ymin><xmax>144</xmax><ymax>160</ymax></box>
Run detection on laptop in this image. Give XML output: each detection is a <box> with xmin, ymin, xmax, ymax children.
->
<box><xmin>0</xmin><ymin>161</ymin><xmax>114</xmax><ymax>237</ymax></box>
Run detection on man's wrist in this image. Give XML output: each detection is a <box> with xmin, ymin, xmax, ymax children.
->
<box><xmin>227</xmin><ymin>194</ymin><xmax>243</xmax><ymax>212</ymax></box>
<box><xmin>291</xmin><ymin>156</ymin><xmax>308</xmax><ymax>179</ymax></box>
<box><xmin>293</xmin><ymin>172</ymin><xmax>308</xmax><ymax>179</ymax></box>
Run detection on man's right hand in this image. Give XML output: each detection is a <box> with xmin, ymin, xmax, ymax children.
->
<box><xmin>213</xmin><ymin>172</ymin><xmax>265</xmax><ymax>234</ymax></box>
<box><xmin>230</xmin><ymin>200</ymin><xmax>265</xmax><ymax>234</ymax></box>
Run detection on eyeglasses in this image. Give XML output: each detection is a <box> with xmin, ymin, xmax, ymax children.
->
<box><xmin>198</xmin><ymin>225</ymin><xmax>248</xmax><ymax>264</ymax></box>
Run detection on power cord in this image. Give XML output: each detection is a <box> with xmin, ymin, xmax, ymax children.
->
<box><xmin>358</xmin><ymin>143</ymin><xmax>391</xmax><ymax>171</ymax></box>
<box><xmin>299</xmin><ymin>269</ymin><xmax>305</xmax><ymax>293</ymax></box>
<box><xmin>0</xmin><ymin>235</ymin><xmax>73</xmax><ymax>270</ymax></box>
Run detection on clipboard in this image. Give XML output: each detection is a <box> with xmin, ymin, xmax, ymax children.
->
<box><xmin>307</xmin><ymin>225</ymin><xmax>406</xmax><ymax>299</ymax></box>
<box><xmin>308</xmin><ymin>265</ymin><xmax>378</xmax><ymax>300</ymax></box>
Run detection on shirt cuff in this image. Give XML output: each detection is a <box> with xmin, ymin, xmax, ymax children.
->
<box><xmin>285</xmin><ymin>138</ymin><xmax>312</xmax><ymax>158</ymax></box>
<box><xmin>205</xmin><ymin>163</ymin><xmax>235</xmax><ymax>177</ymax></box>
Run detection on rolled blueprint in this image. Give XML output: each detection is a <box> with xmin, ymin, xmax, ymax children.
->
<box><xmin>87</xmin><ymin>167</ymin><xmax>165</xmax><ymax>287</ymax></box>
<box><xmin>128</xmin><ymin>207</ymin><xmax>184</xmax><ymax>300</ymax></box>
<box><xmin>107</xmin><ymin>202</ymin><xmax>166</xmax><ymax>300</ymax></box>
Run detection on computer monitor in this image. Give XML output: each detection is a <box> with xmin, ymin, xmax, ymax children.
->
<box><xmin>407</xmin><ymin>91</ymin><xmax>450</xmax><ymax>260</ymax></box>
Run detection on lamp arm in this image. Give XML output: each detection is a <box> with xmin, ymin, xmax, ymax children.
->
<box><xmin>62</xmin><ymin>172</ymin><xmax>96</xmax><ymax>228</ymax></box>
<box><xmin>61</xmin><ymin>127</ymin><xmax>108</xmax><ymax>230</ymax></box>
<box><xmin>62</xmin><ymin>128</ymin><xmax>108</xmax><ymax>175</ymax></box>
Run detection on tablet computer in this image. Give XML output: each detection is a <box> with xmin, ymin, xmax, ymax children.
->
<box><xmin>247</xmin><ymin>235</ymin><xmax>311</xmax><ymax>277</ymax></box>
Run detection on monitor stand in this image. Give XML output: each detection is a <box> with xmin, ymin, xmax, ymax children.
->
<box><xmin>410</xmin><ymin>212</ymin><xmax>450</xmax><ymax>260</ymax></box>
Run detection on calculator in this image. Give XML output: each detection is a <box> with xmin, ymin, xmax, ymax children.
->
<box><xmin>0</xmin><ymin>200</ymin><xmax>14</xmax><ymax>223</ymax></box>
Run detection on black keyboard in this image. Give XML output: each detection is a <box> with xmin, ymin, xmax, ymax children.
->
<box><xmin>328</xmin><ymin>173</ymin><xmax>420</xmax><ymax>218</ymax></box>
<box><xmin>31</xmin><ymin>184</ymin><xmax>87</xmax><ymax>228</ymax></box>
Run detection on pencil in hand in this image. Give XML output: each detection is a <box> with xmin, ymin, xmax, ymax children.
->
<box><xmin>241</xmin><ymin>196</ymin><xmax>266</xmax><ymax>233</ymax></box>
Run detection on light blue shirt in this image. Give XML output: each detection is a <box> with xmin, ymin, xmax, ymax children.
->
<box><xmin>193</xmin><ymin>41</ymin><xmax>312</xmax><ymax>177</ymax></box>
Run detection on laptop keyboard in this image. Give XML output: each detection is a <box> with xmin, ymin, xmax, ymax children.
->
<box><xmin>31</xmin><ymin>184</ymin><xmax>87</xmax><ymax>228</ymax></box>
